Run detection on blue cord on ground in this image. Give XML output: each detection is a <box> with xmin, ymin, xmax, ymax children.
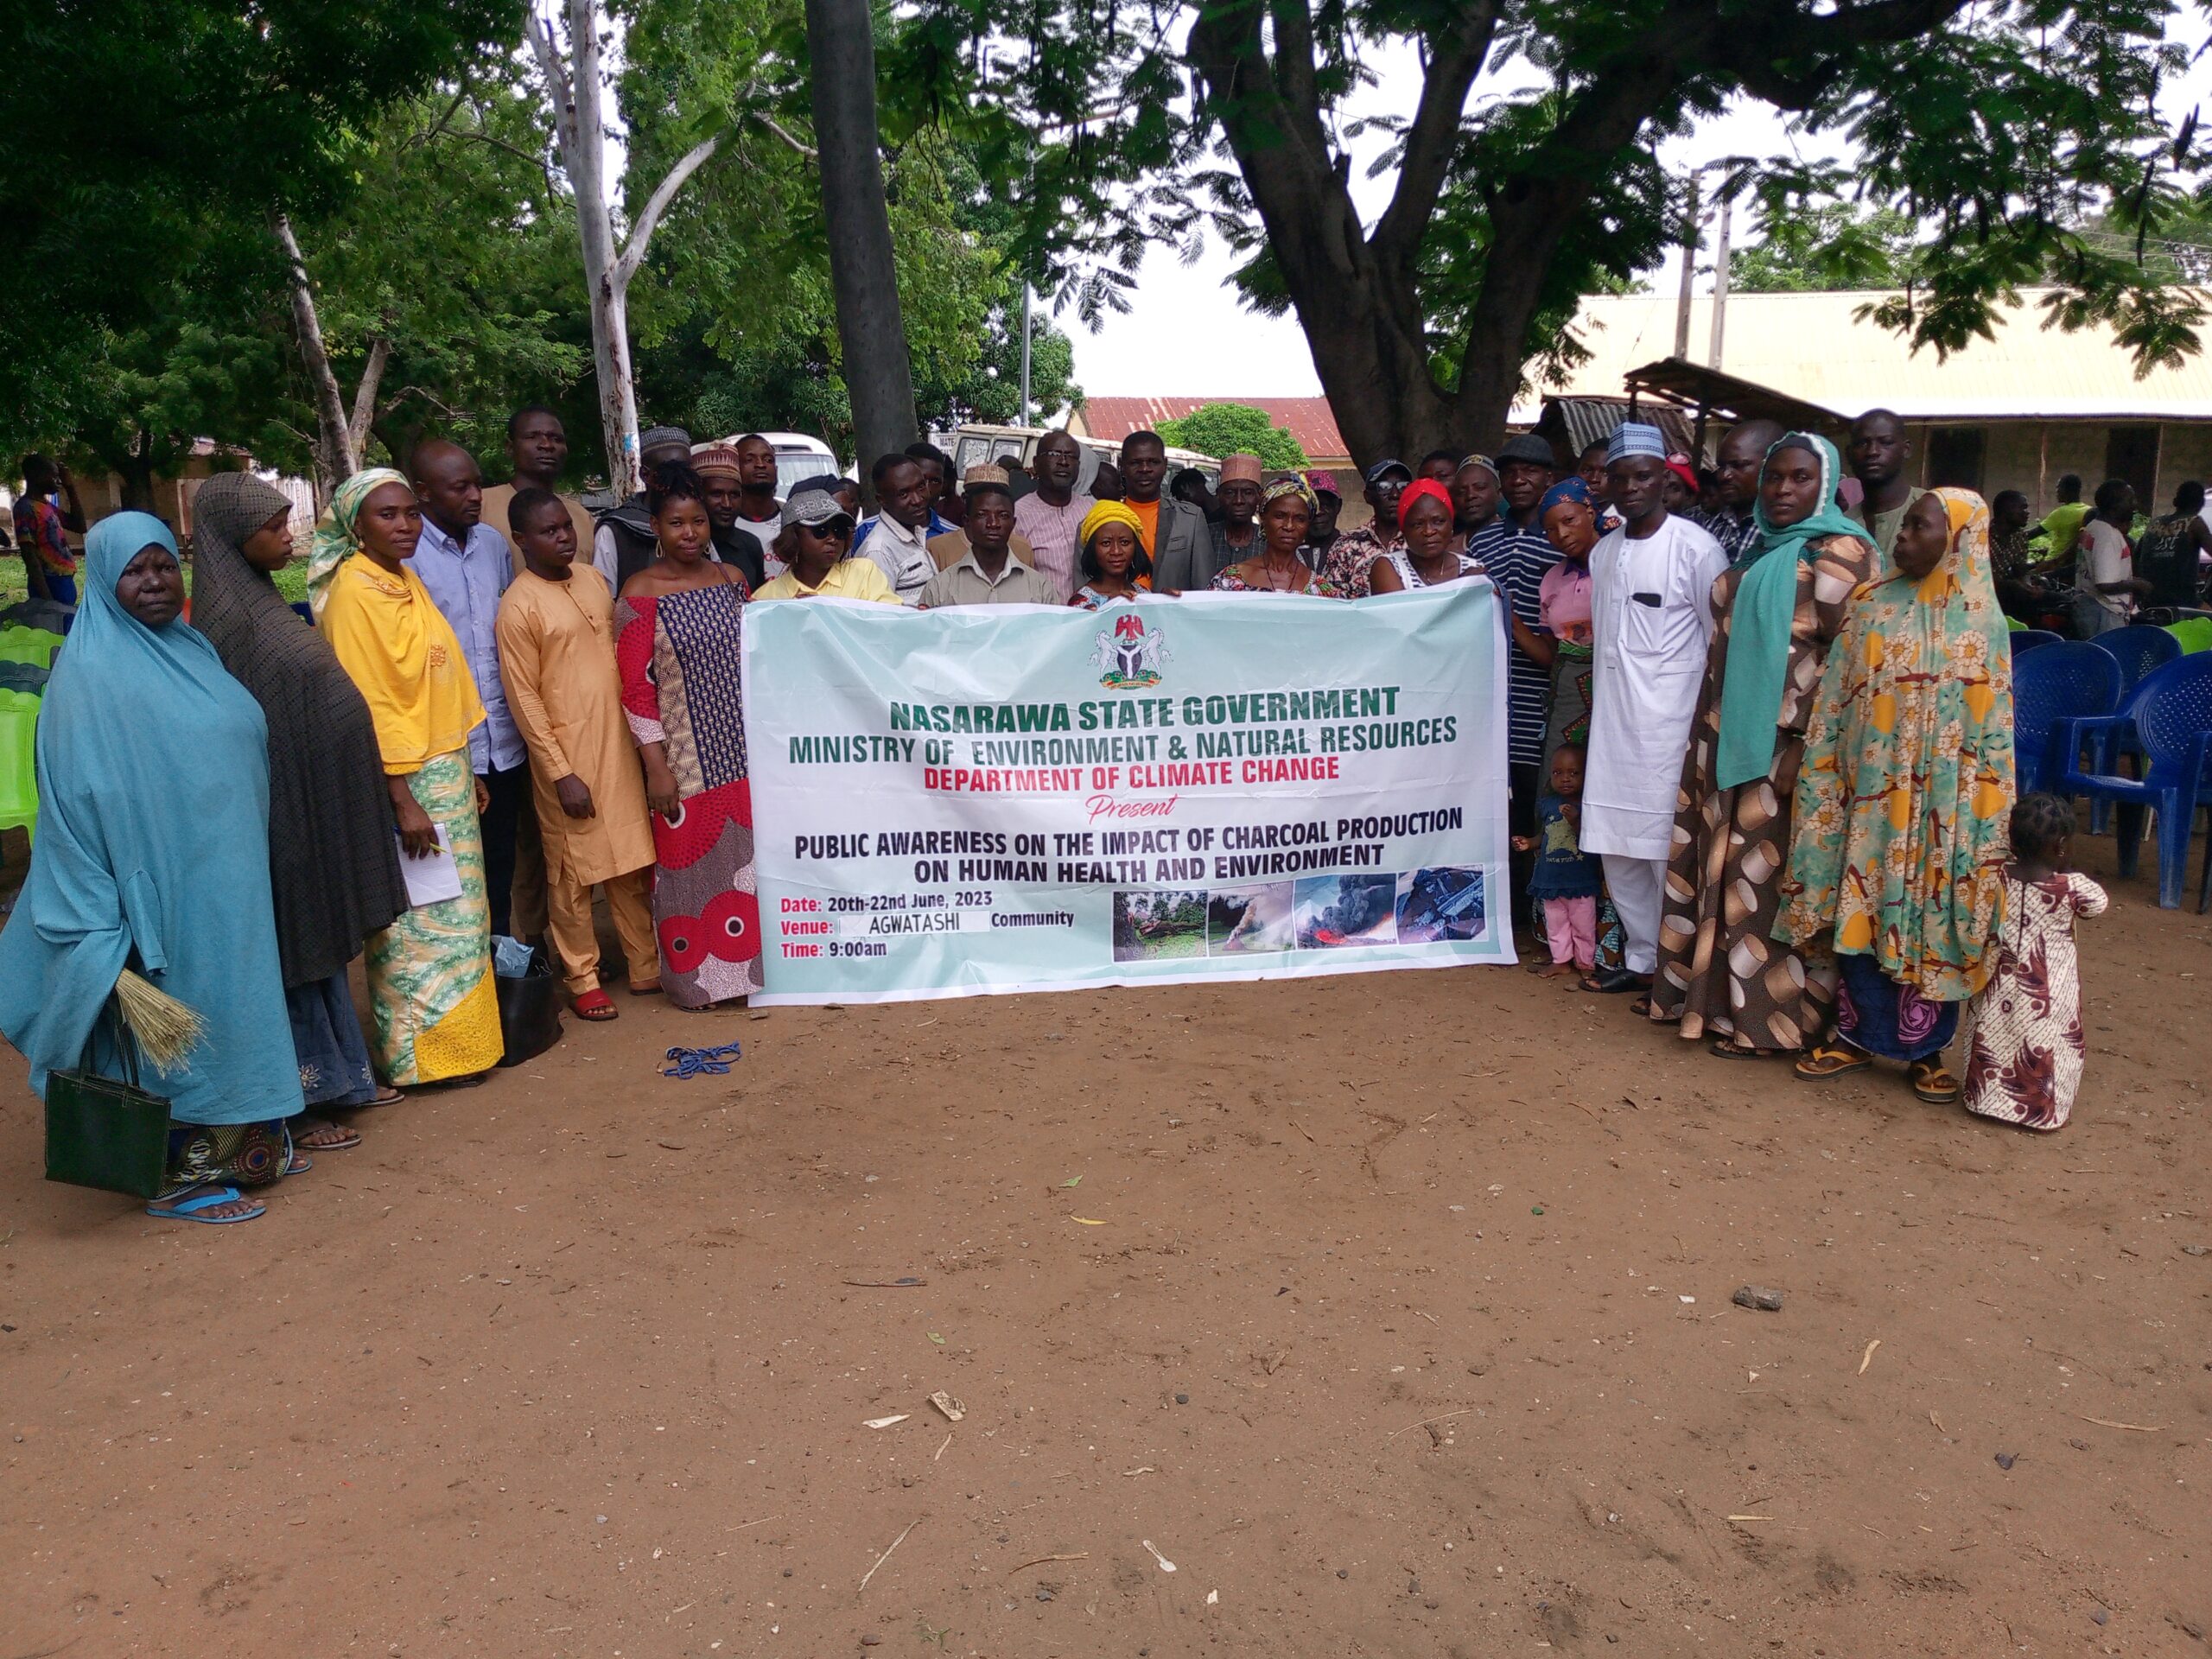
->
<box><xmin>660</xmin><ymin>1040</ymin><xmax>742</xmax><ymax>1078</ymax></box>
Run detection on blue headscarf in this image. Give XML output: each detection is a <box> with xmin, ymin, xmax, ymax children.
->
<box><xmin>0</xmin><ymin>513</ymin><xmax>302</xmax><ymax>1123</ymax></box>
<box><xmin>1713</xmin><ymin>433</ymin><xmax>1872</xmax><ymax>791</ymax></box>
<box><xmin>1539</xmin><ymin>476</ymin><xmax>1592</xmax><ymax>518</ymax></box>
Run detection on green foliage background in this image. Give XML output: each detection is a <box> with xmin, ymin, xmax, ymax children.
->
<box><xmin>1155</xmin><ymin>404</ymin><xmax>1307</xmax><ymax>469</ymax></box>
<box><xmin>0</xmin><ymin>0</ymin><xmax>1084</xmax><ymax>499</ymax></box>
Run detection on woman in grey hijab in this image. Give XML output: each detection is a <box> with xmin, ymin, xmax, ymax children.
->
<box><xmin>192</xmin><ymin>472</ymin><xmax>410</xmax><ymax>1138</ymax></box>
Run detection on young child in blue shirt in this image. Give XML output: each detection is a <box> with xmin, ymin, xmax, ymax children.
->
<box><xmin>1513</xmin><ymin>742</ymin><xmax>1603</xmax><ymax>977</ymax></box>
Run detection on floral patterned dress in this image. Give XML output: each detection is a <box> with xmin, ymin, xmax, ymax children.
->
<box><xmin>1961</xmin><ymin>872</ymin><xmax>2107</xmax><ymax>1130</ymax></box>
<box><xmin>1650</xmin><ymin>530</ymin><xmax>1878</xmax><ymax>1050</ymax></box>
<box><xmin>1776</xmin><ymin>488</ymin><xmax>2016</xmax><ymax>1056</ymax></box>
<box><xmin>614</xmin><ymin>577</ymin><xmax>765</xmax><ymax>1008</ymax></box>
<box><xmin>1211</xmin><ymin>565</ymin><xmax>1347</xmax><ymax>597</ymax></box>
<box><xmin>1317</xmin><ymin>524</ymin><xmax>1398</xmax><ymax>597</ymax></box>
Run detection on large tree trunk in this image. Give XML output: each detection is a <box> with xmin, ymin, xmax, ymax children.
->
<box><xmin>1185</xmin><ymin>2</ymin><xmax>1496</xmax><ymax>466</ymax></box>
<box><xmin>1187</xmin><ymin>1</ymin><xmax>1965</xmax><ymax>467</ymax></box>
<box><xmin>116</xmin><ymin>434</ymin><xmax>158</xmax><ymax>513</ymax></box>
<box><xmin>533</xmin><ymin>0</ymin><xmax>640</xmax><ymax>498</ymax></box>
<box><xmin>271</xmin><ymin>210</ymin><xmax>359</xmax><ymax>486</ymax></box>
<box><xmin>805</xmin><ymin>0</ymin><xmax>918</xmax><ymax>498</ymax></box>
<box><xmin>533</xmin><ymin>2</ymin><xmax>719</xmax><ymax>499</ymax></box>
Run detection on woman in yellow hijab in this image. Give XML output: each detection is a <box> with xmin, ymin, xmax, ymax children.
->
<box><xmin>1069</xmin><ymin>499</ymin><xmax>1160</xmax><ymax>608</ymax></box>
<box><xmin>315</xmin><ymin>470</ymin><xmax>505</xmax><ymax>1085</ymax></box>
<box><xmin>1778</xmin><ymin>487</ymin><xmax>2014</xmax><ymax>1100</ymax></box>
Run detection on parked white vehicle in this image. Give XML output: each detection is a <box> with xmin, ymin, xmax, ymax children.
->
<box><xmin>936</xmin><ymin>424</ymin><xmax>1217</xmax><ymax>493</ymax></box>
<box><xmin>701</xmin><ymin>430</ymin><xmax>842</xmax><ymax>497</ymax></box>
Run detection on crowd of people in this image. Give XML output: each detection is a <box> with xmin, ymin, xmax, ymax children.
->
<box><xmin>0</xmin><ymin>403</ymin><xmax>2142</xmax><ymax>1224</ymax></box>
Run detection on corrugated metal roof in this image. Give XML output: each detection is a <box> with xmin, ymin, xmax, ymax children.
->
<box><xmin>1075</xmin><ymin>397</ymin><xmax>1351</xmax><ymax>461</ymax></box>
<box><xmin>1538</xmin><ymin>397</ymin><xmax>1700</xmax><ymax>461</ymax></box>
<box><xmin>1522</xmin><ymin>288</ymin><xmax>2212</xmax><ymax>422</ymax></box>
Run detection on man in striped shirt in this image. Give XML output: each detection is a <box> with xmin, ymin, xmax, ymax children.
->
<box><xmin>1471</xmin><ymin>432</ymin><xmax>1563</xmax><ymax>924</ymax></box>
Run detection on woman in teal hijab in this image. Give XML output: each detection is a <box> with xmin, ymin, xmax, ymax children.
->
<box><xmin>1647</xmin><ymin>434</ymin><xmax>1880</xmax><ymax>1058</ymax></box>
<box><xmin>0</xmin><ymin>513</ymin><xmax>303</xmax><ymax>1222</ymax></box>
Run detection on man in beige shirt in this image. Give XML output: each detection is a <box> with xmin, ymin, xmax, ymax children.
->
<box><xmin>918</xmin><ymin>475</ymin><xmax>1056</xmax><ymax>607</ymax></box>
<box><xmin>927</xmin><ymin>465</ymin><xmax>1040</xmax><ymax>574</ymax></box>
<box><xmin>494</xmin><ymin>488</ymin><xmax>660</xmax><ymax>1017</ymax></box>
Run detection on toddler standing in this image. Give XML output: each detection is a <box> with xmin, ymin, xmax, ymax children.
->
<box><xmin>1515</xmin><ymin>743</ymin><xmax>1603</xmax><ymax>978</ymax></box>
<box><xmin>1961</xmin><ymin>794</ymin><xmax>2107</xmax><ymax>1130</ymax></box>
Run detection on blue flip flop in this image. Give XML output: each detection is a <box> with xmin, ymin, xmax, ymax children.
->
<box><xmin>146</xmin><ymin>1185</ymin><xmax>266</xmax><ymax>1224</ymax></box>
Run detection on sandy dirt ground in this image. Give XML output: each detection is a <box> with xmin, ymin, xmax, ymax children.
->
<box><xmin>2</xmin><ymin>832</ymin><xmax>2209</xmax><ymax>1658</ymax></box>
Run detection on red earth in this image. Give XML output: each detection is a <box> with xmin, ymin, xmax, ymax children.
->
<box><xmin>2</xmin><ymin>830</ymin><xmax>2208</xmax><ymax>1656</ymax></box>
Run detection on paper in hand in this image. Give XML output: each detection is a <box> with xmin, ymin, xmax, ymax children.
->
<box><xmin>397</xmin><ymin>824</ymin><xmax>464</xmax><ymax>908</ymax></box>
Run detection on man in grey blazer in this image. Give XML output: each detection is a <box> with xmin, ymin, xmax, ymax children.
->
<box><xmin>1122</xmin><ymin>429</ymin><xmax>1214</xmax><ymax>594</ymax></box>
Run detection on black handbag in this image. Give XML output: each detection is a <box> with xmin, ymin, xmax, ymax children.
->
<box><xmin>494</xmin><ymin>944</ymin><xmax>563</xmax><ymax>1067</ymax></box>
<box><xmin>42</xmin><ymin>1003</ymin><xmax>171</xmax><ymax>1198</ymax></box>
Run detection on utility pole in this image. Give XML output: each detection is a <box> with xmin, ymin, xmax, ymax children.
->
<box><xmin>1674</xmin><ymin>171</ymin><xmax>1701</xmax><ymax>361</ymax></box>
<box><xmin>1020</xmin><ymin>285</ymin><xmax>1033</xmax><ymax>427</ymax></box>
<box><xmin>1707</xmin><ymin>191</ymin><xmax>1732</xmax><ymax>370</ymax></box>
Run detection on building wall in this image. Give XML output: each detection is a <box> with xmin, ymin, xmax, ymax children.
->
<box><xmin>1897</xmin><ymin>419</ymin><xmax>2212</xmax><ymax>515</ymax></box>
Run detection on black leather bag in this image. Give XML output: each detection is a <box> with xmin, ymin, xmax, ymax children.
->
<box><xmin>43</xmin><ymin>1005</ymin><xmax>169</xmax><ymax>1198</ymax></box>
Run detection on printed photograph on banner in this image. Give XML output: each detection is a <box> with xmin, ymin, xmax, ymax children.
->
<box><xmin>1395</xmin><ymin>867</ymin><xmax>1490</xmax><ymax>944</ymax></box>
<box><xmin>1207</xmin><ymin>883</ymin><xmax>1295</xmax><ymax>955</ymax></box>
<box><xmin>1293</xmin><ymin>875</ymin><xmax>1399</xmax><ymax>950</ymax></box>
<box><xmin>1111</xmin><ymin>890</ymin><xmax>1208</xmax><ymax>962</ymax></box>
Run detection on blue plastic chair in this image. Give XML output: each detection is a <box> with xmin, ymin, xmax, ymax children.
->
<box><xmin>2056</xmin><ymin>654</ymin><xmax>2212</xmax><ymax>908</ymax></box>
<box><xmin>2012</xmin><ymin>643</ymin><xmax>2121</xmax><ymax>795</ymax></box>
<box><xmin>2084</xmin><ymin>626</ymin><xmax>2184</xmax><ymax>828</ymax></box>
<box><xmin>289</xmin><ymin>601</ymin><xmax>315</xmax><ymax>626</ymax></box>
<box><xmin>2091</xmin><ymin>624</ymin><xmax>2183</xmax><ymax>699</ymax></box>
<box><xmin>2008</xmin><ymin>628</ymin><xmax>2063</xmax><ymax>656</ymax></box>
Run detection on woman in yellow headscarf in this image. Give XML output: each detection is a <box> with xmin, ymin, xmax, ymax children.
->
<box><xmin>314</xmin><ymin>469</ymin><xmax>505</xmax><ymax>1085</ymax></box>
<box><xmin>1778</xmin><ymin>487</ymin><xmax>2014</xmax><ymax>1101</ymax></box>
<box><xmin>1068</xmin><ymin>500</ymin><xmax>1160</xmax><ymax>608</ymax></box>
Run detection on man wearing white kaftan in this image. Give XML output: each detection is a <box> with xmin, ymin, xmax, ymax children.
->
<box><xmin>1580</xmin><ymin>423</ymin><xmax>1728</xmax><ymax>985</ymax></box>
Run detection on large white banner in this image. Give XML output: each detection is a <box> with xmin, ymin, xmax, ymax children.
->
<box><xmin>741</xmin><ymin>583</ymin><xmax>1514</xmax><ymax>1003</ymax></box>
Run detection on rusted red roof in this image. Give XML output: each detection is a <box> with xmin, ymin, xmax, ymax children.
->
<box><xmin>1076</xmin><ymin>397</ymin><xmax>1349</xmax><ymax>461</ymax></box>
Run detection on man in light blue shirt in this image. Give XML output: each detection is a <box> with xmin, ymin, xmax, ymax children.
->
<box><xmin>410</xmin><ymin>438</ymin><xmax>541</xmax><ymax>940</ymax></box>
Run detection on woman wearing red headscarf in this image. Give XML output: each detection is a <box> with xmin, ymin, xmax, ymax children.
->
<box><xmin>1369</xmin><ymin>480</ymin><xmax>1487</xmax><ymax>591</ymax></box>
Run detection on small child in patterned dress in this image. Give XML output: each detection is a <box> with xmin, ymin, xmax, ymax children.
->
<box><xmin>1961</xmin><ymin>794</ymin><xmax>2108</xmax><ymax>1131</ymax></box>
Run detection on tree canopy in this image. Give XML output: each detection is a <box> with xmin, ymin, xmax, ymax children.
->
<box><xmin>1156</xmin><ymin>404</ymin><xmax>1307</xmax><ymax>469</ymax></box>
<box><xmin>1</xmin><ymin>0</ymin><xmax>1083</xmax><ymax>499</ymax></box>
<box><xmin>0</xmin><ymin>0</ymin><xmax>518</xmax><ymax>426</ymax></box>
<box><xmin>899</xmin><ymin>0</ymin><xmax>2209</xmax><ymax>467</ymax></box>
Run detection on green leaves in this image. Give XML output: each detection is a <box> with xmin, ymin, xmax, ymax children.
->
<box><xmin>621</xmin><ymin>0</ymin><xmax>1084</xmax><ymax>448</ymax></box>
<box><xmin>891</xmin><ymin>0</ymin><xmax>2207</xmax><ymax>452</ymax></box>
<box><xmin>0</xmin><ymin>0</ymin><xmax>520</xmax><ymax>446</ymax></box>
<box><xmin>1156</xmin><ymin>405</ymin><xmax>1307</xmax><ymax>469</ymax></box>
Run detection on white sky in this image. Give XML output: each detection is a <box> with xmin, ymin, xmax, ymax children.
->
<box><xmin>1066</xmin><ymin>22</ymin><xmax>2212</xmax><ymax>401</ymax></box>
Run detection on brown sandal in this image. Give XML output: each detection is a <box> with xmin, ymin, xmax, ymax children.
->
<box><xmin>291</xmin><ymin>1117</ymin><xmax>363</xmax><ymax>1152</ymax></box>
<box><xmin>1796</xmin><ymin>1042</ymin><xmax>1872</xmax><ymax>1081</ymax></box>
